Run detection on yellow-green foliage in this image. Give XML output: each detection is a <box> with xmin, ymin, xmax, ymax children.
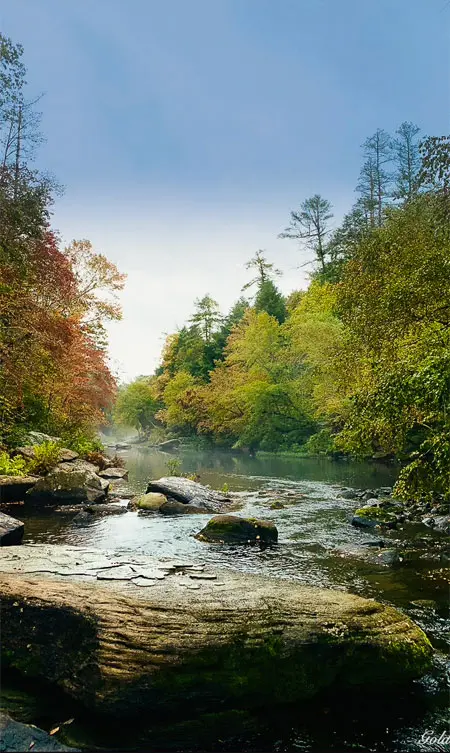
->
<box><xmin>0</xmin><ymin>451</ymin><xmax>28</xmax><ymax>476</ymax></box>
<box><xmin>28</xmin><ymin>442</ymin><xmax>62</xmax><ymax>475</ymax></box>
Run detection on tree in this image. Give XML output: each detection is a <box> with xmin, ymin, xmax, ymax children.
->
<box><xmin>189</xmin><ymin>294</ymin><xmax>222</xmax><ymax>343</ymax></box>
<box><xmin>254</xmin><ymin>279</ymin><xmax>286</xmax><ymax>323</ymax></box>
<box><xmin>358</xmin><ymin>129</ymin><xmax>392</xmax><ymax>226</ymax></box>
<box><xmin>393</xmin><ymin>122</ymin><xmax>421</xmax><ymax>202</ymax></box>
<box><xmin>418</xmin><ymin>135</ymin><xmax>450</xmax><ymax>194</ymax></box>
<box><xmin>114</xmin><ymin>378</ymin><xmax>162</xmax><ymax>435</ymax></box>
<box><xmin>279</xmin><ymin>195</ymin><xmax>333</xmax><ymax>272</ymax></box>
<box><xmin>242</xmin><ymin>250</ymin><xmax>281</xmax><ymax>291</ymax></box>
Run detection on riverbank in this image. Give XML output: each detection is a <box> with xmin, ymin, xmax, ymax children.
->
<box><xmin>1</xmin><ymin>447</ymin><xmax>449</xmax><ymax>751</ymax></box>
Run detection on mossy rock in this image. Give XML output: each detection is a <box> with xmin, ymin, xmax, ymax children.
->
<box><xmin>0</xmin><ymin>561</ymin><xmax>433</xmax><ymax>729</ymax></box>
<box><xmin>352</xmin><ymin>505</ymin><xmax>397</xmax><ymax>529</ymax></box>
<box><xmin>195</xmin><ymin>514</ymin><xmax>278</xmax><ymax>544</ymax></box>
<box><xmin>129</xmin><ymin>492</ymin><xmax>167</xmax><ymax>511</ymax></box>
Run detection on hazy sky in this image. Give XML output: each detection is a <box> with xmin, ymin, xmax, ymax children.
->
<box><xmin>2</xmin><ymin>0</ymin><xmax>449</xmax><ymax>380</ymax></box>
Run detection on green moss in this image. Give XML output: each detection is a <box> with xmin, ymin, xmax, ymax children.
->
<box><xmin>354</xmin><ymin>506</ymin><xmax>397</xmax><ymax>523</ymax></box>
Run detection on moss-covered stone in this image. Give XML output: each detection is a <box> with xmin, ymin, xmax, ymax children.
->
<box><xmin>128</xmin><ymin>492</ymin><xmax>167</xmax><ymax>511</ymax></box>
<box><xmin>352</xmin><ymin>505</ymin><xmax>397</xmax><ymax>528</ymax></box>
<box><xmin>195</xmin><ymin>514</ymin><xmax>278</xmax><ymax>544</ymax></box>
<box><xmin>0</xmin><ymin>548</ymin><xmax>434</xmax><ymax>742</ymax></box>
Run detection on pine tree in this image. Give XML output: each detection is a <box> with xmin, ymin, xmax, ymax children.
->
<box><xmin>254</xmin><ymin>279</ymin><xmax>286</xmax><ymax>324</ymax></box>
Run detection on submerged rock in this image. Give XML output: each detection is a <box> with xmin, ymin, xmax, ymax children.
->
<box><xmin>146</xmin><ymin>476</ymin><xmax>231</xmax><ymax>512</ymax></box>
<box><xmin>0</xmin><ymin>476</ymin><xmax>38</xmax><ymax>503</ymax></box>
<box><xmin>82</xmin><ymin>504</ymin><xmax>127</xmax><ymax>516</ymax></box>
<box><xmin>159</xmin><ymin>500</ymin><xmax>205</xmax><ymax>515</ymax></box>
<box><xmin>26</xmin><ymin>465</ymin><xmax>109</xmax><ymax>505</ymax></box>
<box><xmin>0</xmin><ymin>511</ymin><xmax>24</xmax><ymax>546</ymax></box>
<box><xmin>195</xmin><ymin>514</ymin><xmax>278</xmax><ymax>544</ymax></box>
<box><xmin>0</xmin><ymin>558</ymin><xmax>433</xmax><ymax>732</ymax></box>
<box><xmin>0</xmin><ymin>712</ymin><xmax>79</xmax><ymax>752</ymax></box>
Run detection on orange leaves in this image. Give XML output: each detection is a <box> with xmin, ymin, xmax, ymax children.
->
<box><xmin>0</xmin><ymin>231</ymin><xmax>122</xmax><ymax>439</ymax></box>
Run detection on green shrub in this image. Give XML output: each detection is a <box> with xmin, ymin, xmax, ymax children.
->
<box><xmin>0</xmin><ymin>451</ymin><xmax>29</xmax><ymax>476</ymax></box>
<box><xmin>28</xmin><ymin>441</ymin><xmax>61</xmax><ymax>475</ymax></box>
<box><xmin>303</xmin><ymin>428</ymin><xmax>337</xmax><ymax>456</ymax></box>
<box><xmin>166</xmin><ymin>458</ymin><xmax>182</xmax><ymax>476</ymax></box>
<box><xmin>64</xmin><ymin>434</ymin><xmax>104</xmax><ymax>458</ymax></box>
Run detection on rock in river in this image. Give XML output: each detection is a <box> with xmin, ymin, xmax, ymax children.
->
<box><xmin>352</xmin><ymin>505</ymin><xmax>397</xmax><ymax>529</ymax></box>
<box><xmin>196</xmin><ymin>515</ymin><xmax>278</xmax><ymax>544</ymax></box>
<box><xmin>0</xmin><ymin>476</ymin><xmax>38</xmax><ymax>503</ymax></box>
<box><xmin>128</xmin><ymin>492</ymin><xmax>167</xmax><ymax>511</ymax></box>
<box><xmin>0</xmin><ymin>511</ymin><xmax>24</xmax><ymax>546</ymax></box>
<box><xmin>146</xmin><ymin>476</ymin><xmax>231</xmax><ymax>512</ymax></box>
<box><xmin>0</xmin><ymin>546</ymin><xmax>433</xmax><ymax>737</ymax></box>
<box><xmin>26</xmin><ymin>465</ymin><xmax>109</xmax><ymax>505</ymax></box>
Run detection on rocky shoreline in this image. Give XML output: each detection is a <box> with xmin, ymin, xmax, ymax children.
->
<box><xmin>0</xmin><ymin>442</ymin><xmax>447</xmax><ymax>750</ymax></box>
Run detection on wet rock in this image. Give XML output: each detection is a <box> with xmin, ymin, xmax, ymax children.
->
<box><xmin>375</xmin><ymin>549</ymin><xmax>403</xmax><ymax>566</ymax></box>
<box><xmin>159</xmin><ymin>500</ymin><xmax>205</xmax><ymax>515</ymax></box>
<box><xmin>361</xmin><ymin>539</ymin><xmax>385</xmax><ymax>547</ymax></box>
<box><xmin>195</xmin><ymin>514</ymin><xmax>278</xmax><ymax>544</ymax></box>
<box><xmin>0</xmin><ymin>712</ymin><xmax>79</xmax><ymax>752</ymax></box>
<box><xmin>0</xmin><ymin>476</ymin><xmax>38</xmax><ymax>503</ymax></box>
<box><xmin>26</xmin><ymin>465</ymin><xmax>109</xmax><ymax>505</ymax></box>
<box><xmin>0</xmin><ymin>561</ymin><xmax>433</xmax><ymax>727</ymax></box>
<box><xmin>270</xmin><ymin>500</ymin><xmax>285</xmax><ymax>509</ymax></box>
<box><xmin>128</xmin><ymin>492</ymin><xmax>167</xmax><ymax>511</ymax></box>
<box><xmin>352</xmin><ymin>506</ymin><xmax>397</xmax><ymax>529</ymax></box>
<box><xmin>361</xmin><ymin>490</ymin><xmax>378</xmax><ymax>502</ymax></box>
<box><xmin>0</xmin><ymin>512</ymin><xmax>24</xmax><ymax>546</ymax></box>
<box><xmin>82</xmin><ymin>504</ymin><xmax>127</xmax><ymax>516</ymax></box>
<box><xmin>98</xmin><ymin>467</ymin><xmax>129</xmax><ymax>480</ymax></box>
<box><xmin>338</xmin><ymin>489</ymin><xmax>360</xmax><ymax>500</ymax></box>
<box><xmin>432</xmin><ymin>516</ymin><xmax>450</xmax><ymax>533</ymax></box>
<box><xmin>146</xmin><ymin>476</ymin><xmax>231</xmax><ymax>512</ymax></box>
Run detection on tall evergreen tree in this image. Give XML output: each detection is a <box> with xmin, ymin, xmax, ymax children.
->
<box><xmin>254</xmin><ymin>279</ymin><xmax>286</xmax><ymax>324</ymax></box>
<box><xmin>393</xmin><ymin>122</ymin><xmax>421</xmax><ymax>202</ymax></box>
<box><xmin>279</xmin><ymin>194</ymin><xmax>333</xmax><ymax>272</ymax></box>
<box><xmin>357</xmin><ymin>129</ymin><xmax>393</xmax><ymax>226</ymax></box>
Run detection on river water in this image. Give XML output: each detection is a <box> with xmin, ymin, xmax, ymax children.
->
<box><xmin>3</xmin><ymin>448</ymin><xmax>450</xmax><ymax>752</ymax></box>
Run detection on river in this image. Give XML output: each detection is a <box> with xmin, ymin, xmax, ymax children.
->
<box><xmin>2</xmin><ymin>448</ymin><xmax>449</xmax><ymax>752</ymax></box>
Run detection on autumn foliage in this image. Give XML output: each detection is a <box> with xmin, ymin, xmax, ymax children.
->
<box><xmin>0</xmin><ymin>34</ymin><xmax>125</xmax><ymax>445</ymax></box>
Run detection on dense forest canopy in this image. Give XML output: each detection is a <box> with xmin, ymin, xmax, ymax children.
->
<box><xmin>1</xmin><ymin>31</ymin><xmax>449</xmax><ymax>505</ymax></box>
<box><xmin>115</xmin><ymin>127</ymin><xmax>450</xmax><ymax>503</ymax></box>
<box><xmin>0</xmin><ymin>33</ymin><xmax>124</xmax><ymax>450</ymax></box>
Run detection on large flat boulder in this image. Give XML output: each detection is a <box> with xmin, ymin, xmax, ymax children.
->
<box><xmin>0</xmin><ymin>546</ymin><xmax>432</xmax><ymax>732</ymax></box>
<box><xmin>0</xmin><ymin>476</ymin><xmax>39</xmax><ymax>503</ymax></box>
<box><xmin>26</xmin><ymin>465</ymin><xmax>109</xmax><ymax>505</ymax></box>
<box><xmin>146</xmin><ymin>477</ymin><xmax>231</xmax><ymax>512</ymax></box>
<box><xmin>0</xmin><ymin>512</ymin><xmax>24</xmax><ymax>546</ymax></box>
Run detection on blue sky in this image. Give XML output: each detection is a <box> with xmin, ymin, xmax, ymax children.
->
<box><xmin>2</xmin><ymin>0</ymin><xmax>449</xmax><ymax>379</ymax></box>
